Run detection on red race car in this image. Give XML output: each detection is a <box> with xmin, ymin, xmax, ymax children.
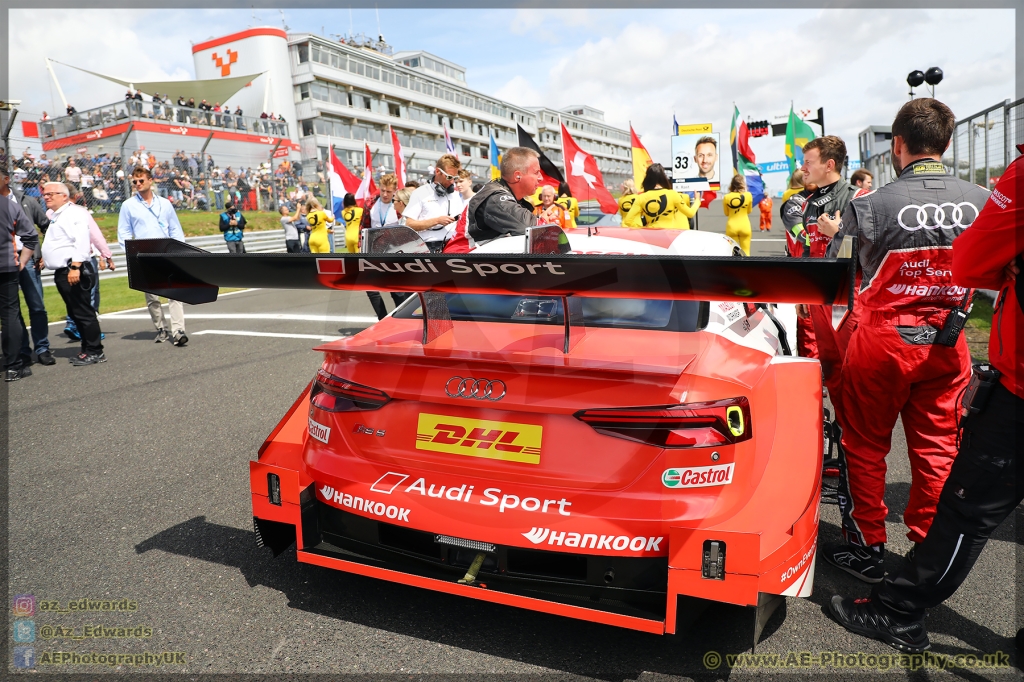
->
<box><xmin>127</xmin><ymin>226</ymin><xmax>853</xmax><ymax>645</ymax></box>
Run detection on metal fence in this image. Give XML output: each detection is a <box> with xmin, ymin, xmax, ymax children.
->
<box><xmin>949</xmin><ymin>97</ymin><xmax>1024</xmax><ymax>189</ymax></box>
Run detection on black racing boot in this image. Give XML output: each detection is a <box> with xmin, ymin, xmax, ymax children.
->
<box><xmin>829</xmin><ymin>595</ymin><xmax>930</xmax><ymax>653</ymax></box>
<box><xmin>825</xmin><ymin>543</ymin><xmax>885</xmax><ymax>583</ymax></box>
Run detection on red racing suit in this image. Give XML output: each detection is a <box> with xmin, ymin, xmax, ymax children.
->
<box><xmin>952</xmin><ymin>147</ymin><xmax>1024</xmax><ymax>400</ymax></box>
<box><xmin>828</xmin><ymin>158</ymin><xmax>991</xmax><ymax>547</ymax></box>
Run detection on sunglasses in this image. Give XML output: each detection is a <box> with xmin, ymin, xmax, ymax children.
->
<box><xmin>438</xmin><ymin>169</ymin><xmax>458</xmax><ymax>182</ymax></box>
<box><xmin>132</xmin><ymin>178</ymin><xmax>148</xmax><ymax>185</ymax></box>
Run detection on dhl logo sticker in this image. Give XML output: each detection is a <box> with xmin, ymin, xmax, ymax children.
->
<box><xmin>415</xmin><ymin>413</ymin><xmax>542</xmax><ymax>464</ymax></box>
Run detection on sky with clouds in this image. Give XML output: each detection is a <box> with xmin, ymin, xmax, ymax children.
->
<box><xmin>8</xmin><ymin>7</ymin><xmax>1016</xmax><ymax>169</ymax></box>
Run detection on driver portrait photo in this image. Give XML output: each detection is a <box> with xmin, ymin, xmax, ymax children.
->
<box><xmin>695</xmin><ymin>136</ymin><xmax>718</xmax><ymax>182</ymax></box>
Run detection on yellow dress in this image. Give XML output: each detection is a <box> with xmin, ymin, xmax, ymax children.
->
<box><xmin>723</xmin><ymin>191</ymin><xmax>753</xmax><ymax>255</ymax></box>
<box><xmin>306</xmin><ymin>209</ymin><xmax>335</xmax><ymax>253</ymax></box>
<box><xmin>623</xmin><ymin>189</ymin><xmax>696</xmax><ymax>229</ymax></box>
<box><xmin>617</xmin><ymin>194</ymin><xmax>636</xmax><ymax>221</ymax></box>
<box><xmin>342</xmin><ymin>206</ymin><xmax>363</xmax><ymax>253</ymax></box>
<box><xmin>555</xmin><ymin>195</ymin><xmax>579</xmax><ymax>228</ymax></box>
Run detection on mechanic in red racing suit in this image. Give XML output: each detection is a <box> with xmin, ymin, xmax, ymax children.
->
<box><xmin>828</xmin><ymin>146</ymin><xmax>1023</xmax><ymax>654</ymax></box>
<box><xmin>817</xmin><ymin>99</ymin><xmax>991</xmax><ymax>583</ymax></box>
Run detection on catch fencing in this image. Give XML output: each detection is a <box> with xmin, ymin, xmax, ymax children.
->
<box><xmin>949</xmin><ymin>97</ymin><xmax>1024</xmax><ymax>189</ymax></box>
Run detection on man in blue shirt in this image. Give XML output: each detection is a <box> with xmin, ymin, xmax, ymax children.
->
<box><xmin>117</xmin><ymin>167</ymin><xmax>189</xmax><ymax>346</ymax></box>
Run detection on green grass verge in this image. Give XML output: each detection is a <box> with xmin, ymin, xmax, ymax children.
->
<box><xmin>92</xmin><ymin>210</ymin><xmax>287</xmax><ymax>244</ymax></box>
<box><xmin>967</xmin><ymin>293</ymin><xmax>995</xmax><ymax>331</ymax></box>
<box><xmin>21</xmin><ymin>277</ymin><xmax>241</xmax><ymax>324</ymax></box>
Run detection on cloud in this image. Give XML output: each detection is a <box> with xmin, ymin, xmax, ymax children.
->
<box><xmin>493</xmin><ymin>75</ymin><xmax>543</xmax><ymax>109</ymax></box>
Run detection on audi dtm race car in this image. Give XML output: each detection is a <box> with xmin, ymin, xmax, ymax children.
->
<box><xmin>126</xmin><ymin>225</ymin><xmax>853</xmax><ymax>644</ymax></box>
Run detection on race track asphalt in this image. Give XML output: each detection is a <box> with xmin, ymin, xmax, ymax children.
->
<box><xmin>6</xmin><ymin>246</ymin><xmax>1020</xmax><ymax>679</ymax></box>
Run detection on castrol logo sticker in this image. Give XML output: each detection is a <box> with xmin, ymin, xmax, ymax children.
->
<box><xmin>662</xmin><ymin>463</ymin><xmax>734</xmax><ymax>489</ymax></box>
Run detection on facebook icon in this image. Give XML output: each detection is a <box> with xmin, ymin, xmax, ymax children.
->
<box><xmin>13</xmin><ymin>646</ymin><xmax>35</xmax><ymax>669</ymax></box>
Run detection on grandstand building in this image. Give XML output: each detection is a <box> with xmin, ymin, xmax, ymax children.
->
<box><xmin>37</xmin><ymin>27</ymin><xmax>632</xmax><ymax>188</ymax></box>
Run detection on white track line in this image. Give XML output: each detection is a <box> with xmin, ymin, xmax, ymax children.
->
<box><xmin>191</xmin><ymin>330</ymin><xmax>343</xmax><ymax>341</ymax></box>
<box><xmin>99</xmin><ymin>313</ymin><xmax>377</xmax><ymax>323</ymax></box>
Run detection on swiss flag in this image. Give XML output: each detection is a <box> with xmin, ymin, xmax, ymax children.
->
<box><xmin>560</xmin><ymin>123</ymin><xmax>617</xmax><ymax>214</ymax></box>
<box><xmin>355</xmin><ymin>143</ymin><xmax>378</xmax><ymax>207</ymax></box>
<box><xmin>390</xmin><ymin>125</ymin><xmax>406</xmax><ymax>187</ymax></box>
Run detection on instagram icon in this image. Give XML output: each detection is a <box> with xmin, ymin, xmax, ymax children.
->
<box><xmin>12</xmin><ymin>594</ymin><xmax>35</xmax><ymax>617</ymax></box>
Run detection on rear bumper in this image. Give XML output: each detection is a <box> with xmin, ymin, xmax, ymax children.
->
<box><xmin>250</xmin><ymin>372</ymin><xmax>821</xmax><ymax>634</ymax></box>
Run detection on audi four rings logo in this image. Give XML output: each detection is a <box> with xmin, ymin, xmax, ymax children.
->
<box><xmin>897</xmin><ymin>202</ymin><xmax>978</xmax><ymax>231</ymax></box>
<box><xmin>445</xmin><ymin>376</ymin><xmax>507</xmax><ymax>401</ymax></box>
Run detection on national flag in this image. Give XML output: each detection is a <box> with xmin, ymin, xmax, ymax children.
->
<box><xmin>21</xmin><ymin>121</ymin><xmax>39</xmax><ymax>138</ymax></box>
<box><xmin>328</xmin><ymin>142</ymin><xmax>361</xmax><ymax>218</ymax></box>
<box><xmin>785</xmin><ymin>105</ymin><xmax>817</xmax><ymax>176</ymax></box>
<box><xmin>443</xmin><ymin>123</ymin><xmax>455</xmax><ymax>154</ymax></box>
<box><xmin>516</xmin><ymin>123</ymin><xmax>564</xmax><ymax>189</ymax></box>
<box><xmin>630</xmin><ymin>124</ymin><xmax>653</xmax><ymax>190</ymax></box>
<box><xmin>673</xmin><ymin>114</ymin><xmax>679</xmax><ymax>135</ymax></box>
<box><xmin>730</xmin><ymin>105</ymin><xmax>765</xmax><ymax>206</ymax></box>
<box><xmin>700</xmin><ymin>191</ymin><xmax>716</xmax><ymax>209</ymax></box>
<box><xmin>354</xmin><ymin>143</ymin><xmax>377</xmax><ymax>207</ymax></box>
<box><xmin>489</xmin><ymin>134</ymin><xmax>501</xmax><ymax>181</ymax></box>
<box><xmin>560</xmin><ymin>123</ymin><xmax>617</xmax><ymax>214</ymax></box>
<box><xmin>389</xmin><ymin>125</ymin><xmax>406</xmax><ymax>187</ymax></box>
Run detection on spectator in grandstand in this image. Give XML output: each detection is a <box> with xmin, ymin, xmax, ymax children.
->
<box><xmin>534</xmin><ymin>185</ymin><xmax>570</xmax><ymax>228</ymax></box>
<box><xmin>64</xmin><ymin>158</ymin><xmax>81</xmax><ymax>193</ymax></box>
<box><xmin>188</xmin><ymin>154</ymin><xmax>199</xmax><ymax>178</ymax></box>
<box><xmin>259</xmin><ymin>174</ymin><xmax>273</xmax><ymax>210</ymax></box>
<box><xmin>235</xmin><ymin>172</ymin><xmax>251</xmax><ymax>210</ymax></box>
<box><xmin>219</xmin><ymin>202</ymin><xmax>247</xmax><ymax>253</ymax></box>
<box><xmin>80</xmin><ymin>169</ymin><xmax>95</xmax><ymax>207</ymax></box>
<box><xmin>117</xmin><ymin>167</ymin><xmax>188</xmax><ymax>346</ymax></box>
<box><xmin>212</xmin><ymin>102</ymin><xmax>222</xmax><ymax>127</ymax></box>
<box><xmin>850</xmin><ymin>169</ymin><xmax>873</xmax><ymax>192</ymax></box>
<box><xmin>210</xmin><ymin>170</ymin><xmax>225</xmax><ymax>210</ymax></box>
<box><xmin>0</xmin><ymin>167</ymin><xmax>52</xmax><ymax>367</ymax></box>
<box><xmin>66</xmin><ymin>104</ymin><xmax>77</xmax><ymax>115</ymax></box>
<box><xmin>234</xmin><ymin>106</ymin><xmax>244</xmax><ymax>130</ymax></box>
<box><xmin>147</xmin><ymin>152</ymin><xmax>156</xmax><ymax>170</ymax></box>
<box><xmin>722</xmin><ymin>175</ymin><xmax>754</xmax><ymax>255</ymax></box>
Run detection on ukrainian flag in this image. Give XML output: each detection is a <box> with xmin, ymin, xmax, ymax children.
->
<box><xmin>490</xmin><ymin>134</ymin><xmax>501</xmax><ymax>181</ymax></box>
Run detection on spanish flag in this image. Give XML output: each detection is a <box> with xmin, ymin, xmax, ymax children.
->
<box><xmin>630</xmin><ymin>125</ymin><xmax>652</xmax><ymax>190</ymax></box>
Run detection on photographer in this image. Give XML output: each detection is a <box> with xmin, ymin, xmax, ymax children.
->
<box><xmin>829</xmin><ymin>145</ymin><xmax>1023</xmax><ymax>654</ymax></box>
<box><xmin>219</xmin><ymin>202</ymin><xmax>247</xmax><ymax>253</ymax></box>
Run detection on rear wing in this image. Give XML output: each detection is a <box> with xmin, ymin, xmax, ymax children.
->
<box><xmin>126</xmin><ymin>240</ymin><xmax>854</xmax><ymax>307</ymax></box>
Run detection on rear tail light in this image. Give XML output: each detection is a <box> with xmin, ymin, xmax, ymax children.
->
<box><xmin>310</xmin><ymin>369</ymin><xmax>390</xmax><ymax>412</ymax></box>
<box><xmin>574</xmin><ymin>397</ymin><xmax>751</xmax><ymax>448</ymax></box>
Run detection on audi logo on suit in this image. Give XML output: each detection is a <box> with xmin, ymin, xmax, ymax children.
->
<box><xmin>445</xmin><ymin>377</ymin><xmax>507</xmax><ymax>401</ymax></box>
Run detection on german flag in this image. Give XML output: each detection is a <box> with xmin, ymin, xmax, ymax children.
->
<box><xmin>517</xmin><ymin>123</ymin><xmax>564</xmax><ymax>189</ymax></box>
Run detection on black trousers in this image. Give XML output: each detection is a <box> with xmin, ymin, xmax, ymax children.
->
<box><xmin>55</xmin><ymin>268</ymin><xmax>103</xmax><ymax>355</ymax></box>
<box><xmin>366</xmin><ymin>292</ymin><xmax>411</xmax><ymax>321</ymax></box>
<box><xmin>875</xmin><ymin>382</ymin><xmax>1024</xmax><ymax>618</ymax></box>
<box><xmin>285</xmin><ymin>239</ymin><xmax>301</xmax><ymax>253</ymax></box>
<box><xmin>0</xmin><ymin>270</ymin><xmax>23</xmax><ymax>369</ymax></box>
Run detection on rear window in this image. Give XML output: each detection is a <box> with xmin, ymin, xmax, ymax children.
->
<box><xmin>394</xmin><ymin>294</ymin><xmax>706</xmax><ymax>332</ymax></box>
